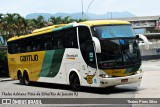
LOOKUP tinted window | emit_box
[7,27,78,54]
[78,26,96,68]
[65,27,78,48]
[93,25,135,38]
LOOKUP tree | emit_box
[63,16,71,23]
[0,13,26,38]
[55,16,63,24]
[0,13,88,39]
[49,16,56,24]
[0,50,9,77]
[48,16,88,25]
[25,19,37,33]
[36,15,48,28]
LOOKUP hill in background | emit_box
[26,12,145,34]
[26,11,136,20]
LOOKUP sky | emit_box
[0,0,160,17]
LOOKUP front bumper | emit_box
[99,72,143,87]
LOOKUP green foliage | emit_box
[0,49,9,77]
[0,13,88,39]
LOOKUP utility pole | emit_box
[81,0,84,19]
[107,12,112,19]
[87,0,95,18]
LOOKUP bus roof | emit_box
[7,20,130,42]
[80,20,130,26]
[7,24,68,42]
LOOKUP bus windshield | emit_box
[93,25,135,38]
[92,25,141,69]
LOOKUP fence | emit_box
[139,43,160,60]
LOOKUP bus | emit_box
[7,20,143,90]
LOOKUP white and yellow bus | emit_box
[7,20,143,90]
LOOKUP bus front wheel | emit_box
[69,73,81,90]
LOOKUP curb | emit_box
[0,78,12,82]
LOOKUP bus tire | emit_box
[17,71,24,85]
[23,71,30,86]
[69,72,81,91]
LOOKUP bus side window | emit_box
[58,40,64,48]
[65,27,78,48]
[42,33,53,50]
[17,40,25,53]
[24,38,33,52]
[52,32,58,49]
[15,43,19,53]
[78,26,96,68]
[27,46,32,52]
[52,38,58,49]
[79,26,92,48]
[8,41,16,54]
[38,42,45,51]
[17,47,20,53]
[45,43,52,50]
[57,32,64,49]
[32,36,42,51]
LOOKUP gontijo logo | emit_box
[20,54,38,62]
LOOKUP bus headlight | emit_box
[136,68,143,74]
[99,74,109,78]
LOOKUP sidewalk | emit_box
[142,59,160,62]
[0,77,12,82]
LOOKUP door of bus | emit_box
[78,26,98,87]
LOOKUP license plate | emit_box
[121,79,128,82]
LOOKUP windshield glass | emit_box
[93,25,135,38]
[92,25,141,69]
[96,39,141,69]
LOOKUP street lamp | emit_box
[87,0,95,18]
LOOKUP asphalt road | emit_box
[0,60,160,107]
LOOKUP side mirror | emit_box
[92,37,101,53]
[136,34,150,50]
